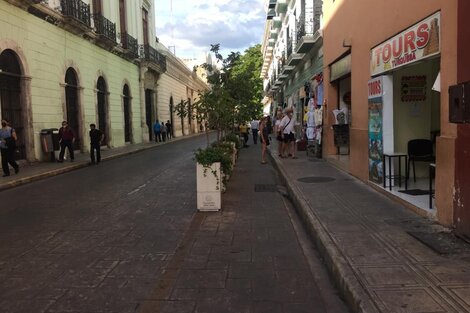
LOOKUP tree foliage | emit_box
[194,44,263,145]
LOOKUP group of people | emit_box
[153,120,172,143]
[237,106,298,165]
[274,107,297,159]
[0,119,105,177]
[56,121,104,165]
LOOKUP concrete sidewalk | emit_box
[268,144,470,313]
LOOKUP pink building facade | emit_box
[322,0,469,238]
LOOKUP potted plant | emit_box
[195,146,232,211]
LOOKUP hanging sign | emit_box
[370,12,440,76]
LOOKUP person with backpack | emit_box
[0,119,19,177]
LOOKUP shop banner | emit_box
[368,77,384,184]
[367,76,394,184]
[371,12,440,76]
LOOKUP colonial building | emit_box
[0,0,166,162]
[261,0,323,128]
[262,0,470,238]
[155,42,209,138]
[322,0,469,238]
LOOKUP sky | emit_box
[154,0,266,61]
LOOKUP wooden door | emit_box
[123,84,131,142]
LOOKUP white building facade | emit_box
[261,0,323,125]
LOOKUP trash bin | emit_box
[40,128,59,161]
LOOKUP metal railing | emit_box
[139,44,167,72]
[121,32,138,57]
[287,36,294,58]
[60,0,91,27]
[92,13,116,42]
[296,6,321,42]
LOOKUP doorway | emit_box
[145,89,153,141]
[65,68,81,150]
[0,49,25,160]
[169,96,174,138]
[123,84,131,143]
[97,77,108,146]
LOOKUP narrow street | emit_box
[0,135,349,313]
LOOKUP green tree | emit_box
[194,43,263,146]
[175,99,188,136]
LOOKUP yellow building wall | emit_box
[0,1,142,160]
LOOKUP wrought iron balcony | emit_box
[60,0,91,27]
[121,32,138,57]
[287,36,294,59]
[139,44,167,72]
[92,13,116,42]
[286,35,303,66]
[296,1,322,53]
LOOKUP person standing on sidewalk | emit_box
[259,116,270,164]
[250,118,260,144]
[161,122,167,142]
[89,123,103,165]
[0,119,19,177]
[153,120,161,142]
[280,107,297,159]
[58,121,75,162]
[166,120,172,140]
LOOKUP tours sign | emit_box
[370,12,440,76]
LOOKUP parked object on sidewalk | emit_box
[194,144,235,211]
[40,128,59,162]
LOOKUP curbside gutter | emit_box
[268,151,378,313]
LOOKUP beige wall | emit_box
[323,0,458,225]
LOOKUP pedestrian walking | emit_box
[161,122,167,142]
[58,120,75,162]
[0,119,19,177]
[259,116,270,164]
[166,120,172,140]
[250,118,260,144]
[89,123,103,165]
[239,123,249,147]
[153,120,161,142]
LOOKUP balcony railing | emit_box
[296,7,321,42]
[92,13,116,42]
[121,32,138,57]
[287,36,294,58]
[140,44,167,72]
[60,0,91,27]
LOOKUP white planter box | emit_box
[196,162,221,211]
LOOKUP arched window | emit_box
[65,68,80,150]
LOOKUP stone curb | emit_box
[268,151,378,313]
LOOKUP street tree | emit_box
[194,44,263,146]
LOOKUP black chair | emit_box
[407,139,435,182]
